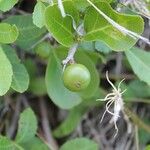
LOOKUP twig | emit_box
[0,97,11,133]
[135,125,139,150]
[39,99,58,150]
[124,106,150,133]
[36,132,52,148]
[123,111,132,134]
[85,115,101,144]
[21,95,30,108]
[62,43,78,71]
[76,122,83,137]
[124,131,134,150]
[125,98,150,104]
[100,73,135,80]
[12,8,29,15]
[115,52,123,77]
[30,33,52,50]
[7,97,22,139]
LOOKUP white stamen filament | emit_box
[98,71,126,137]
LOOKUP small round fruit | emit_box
[34,41,51,58]
[63,64,91,92]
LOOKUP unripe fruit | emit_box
[34,41,51,58]
[63,64,91,92]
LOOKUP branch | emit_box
[7,97,21,139]
[30,33,52,50]
[39,99,58,150]
[62,43,78,71]
[124,106,150,133]
[135,126,139,150]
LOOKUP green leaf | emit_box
[53,105,87,138]
[125,47,150,85]
[33,1,46,28]
[45,52,82,109]
[0,23,18,44]
[138,119,150,146]
[95,41,112,54]
[4,15,46,49]
[0,46,13,96]
[0,0,19,12]
[24,59,37,79]
[11,64,29,93]
[145,145,150,150]
[29,77,47,96]
[139,129,150,146]
[72,0,112,11]
[79,42,105,63]
[21,137,49,150]
[55,47,100,99]
[124,80,150,99]
[45,1,79,47]
[2,45,29,93]
[76,51,99,98]
[53,89,103,138]
[0,136,24,150]
[84,2,144,51]
[60,138,98,150]
[39,0,50,3]
[34,41,52,58]
[79,41,95,52]
[16,108,37,144]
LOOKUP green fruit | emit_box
[34,41,51,58]
[63,64,91,92]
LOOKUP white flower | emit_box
[97,71,126,137]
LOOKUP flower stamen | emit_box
[98,71,126,137]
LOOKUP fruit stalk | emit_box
[62,43,78,71]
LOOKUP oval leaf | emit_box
[125,47,150,85]
[53,89,102,138]
[0,46,13,96]
[53,105,87,138]
[146,145,150,150]
[33,1,46,28]
[4,15,46,49]
[45,52,82,109]
[95,41,112,54]
[21,137,49,150]
[60,138,98,150]
[0,23,18,44]
[72,0,112,11]
[29,77,47,96]
[45,1,79,47]
[2,45,29,93]
[11,64,29,93]
[0,0,19,12]
[124,80,150,99]
[16,108,37,144]
[0,136,23,150]
[84,2,144,51]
